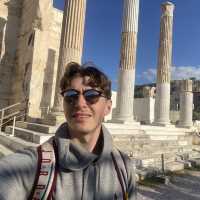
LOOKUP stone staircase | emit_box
[111,124,198,179]
[0,121,54,153]
[0,120,199,180]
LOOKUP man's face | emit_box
[63,76,112,136]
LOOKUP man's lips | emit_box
[72,112,92,119]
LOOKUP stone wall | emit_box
[134,97,155,123]
[0,0,21,108]
[11,0,37,105]
[25,4,63,118]
[39,8,62,117]
[0,0,63,118]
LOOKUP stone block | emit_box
[5,126,53,144]
[16,121,57,134]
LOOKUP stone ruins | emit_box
[112,0,139,123]
[0,0,200,179]
[154,2,174,126]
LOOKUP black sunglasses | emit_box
[61,89,107,105]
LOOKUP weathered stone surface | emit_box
[0,120,198,174]
[0,0,63,118]
[179,80,193,128]
[52,0,87,112]
[113,0,139,123]
[134,97,155,124]
[154,2,175,126]
[0,0,22,108]
[157,2,174,84]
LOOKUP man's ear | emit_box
[104,100,112,116]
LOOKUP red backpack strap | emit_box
[29,139,57,200]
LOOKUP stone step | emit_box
[140,152,178,165]
[32,113,65,126]
[189,150,200,160]
[142,142,190,149]
[5,126,54,144]
[0,133,38,152]
[15,121,57,134]
[165,161,185,172]
[192,145,200,151]
[112,133,150,143]
[142,145,193,154]
[113,134,191,148]
[141,124,192,133]
[104,122,143,135]
[115,141,193,157]
[141,125,194,141]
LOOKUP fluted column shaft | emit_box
[52,0,87,112]
[179,80,193,128]
[113,0,139,123]
[154,2,174,125]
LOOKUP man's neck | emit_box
[68,126,102,153]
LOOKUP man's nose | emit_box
[75,94,87,108]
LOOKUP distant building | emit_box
[135,79,200,120]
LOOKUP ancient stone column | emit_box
[179,80,193,128]
[52,0,87,112]
[143,86,151,98]
[112,0,139,123]
[154,2,175,126]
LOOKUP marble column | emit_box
[52,0,87,112]
[143,86,151,98]
[154,2,175,126]
[179,80,193,128]
[112,0,139,123]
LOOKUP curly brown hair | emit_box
[60,62,111,99]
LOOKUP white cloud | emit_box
[138,65,200,82]
[138,68,157,82]
[171,66,200,80]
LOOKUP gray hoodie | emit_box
[0,124,137,200]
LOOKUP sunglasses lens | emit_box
[84,90,102,104]
[63,90,79,104]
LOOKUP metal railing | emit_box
[0,101,29,133]
[0,112,27,136]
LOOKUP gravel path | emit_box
[137,170,200,200]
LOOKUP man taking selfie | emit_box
[0,62,137,200]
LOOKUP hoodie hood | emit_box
[55,123,113,171]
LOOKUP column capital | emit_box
[143,86,156,98]
[181,79,193,92]
[161,2,175,17]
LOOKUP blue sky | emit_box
[54,0,200,89]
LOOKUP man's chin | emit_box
[70,123,94,134]
[74,126,93,135]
